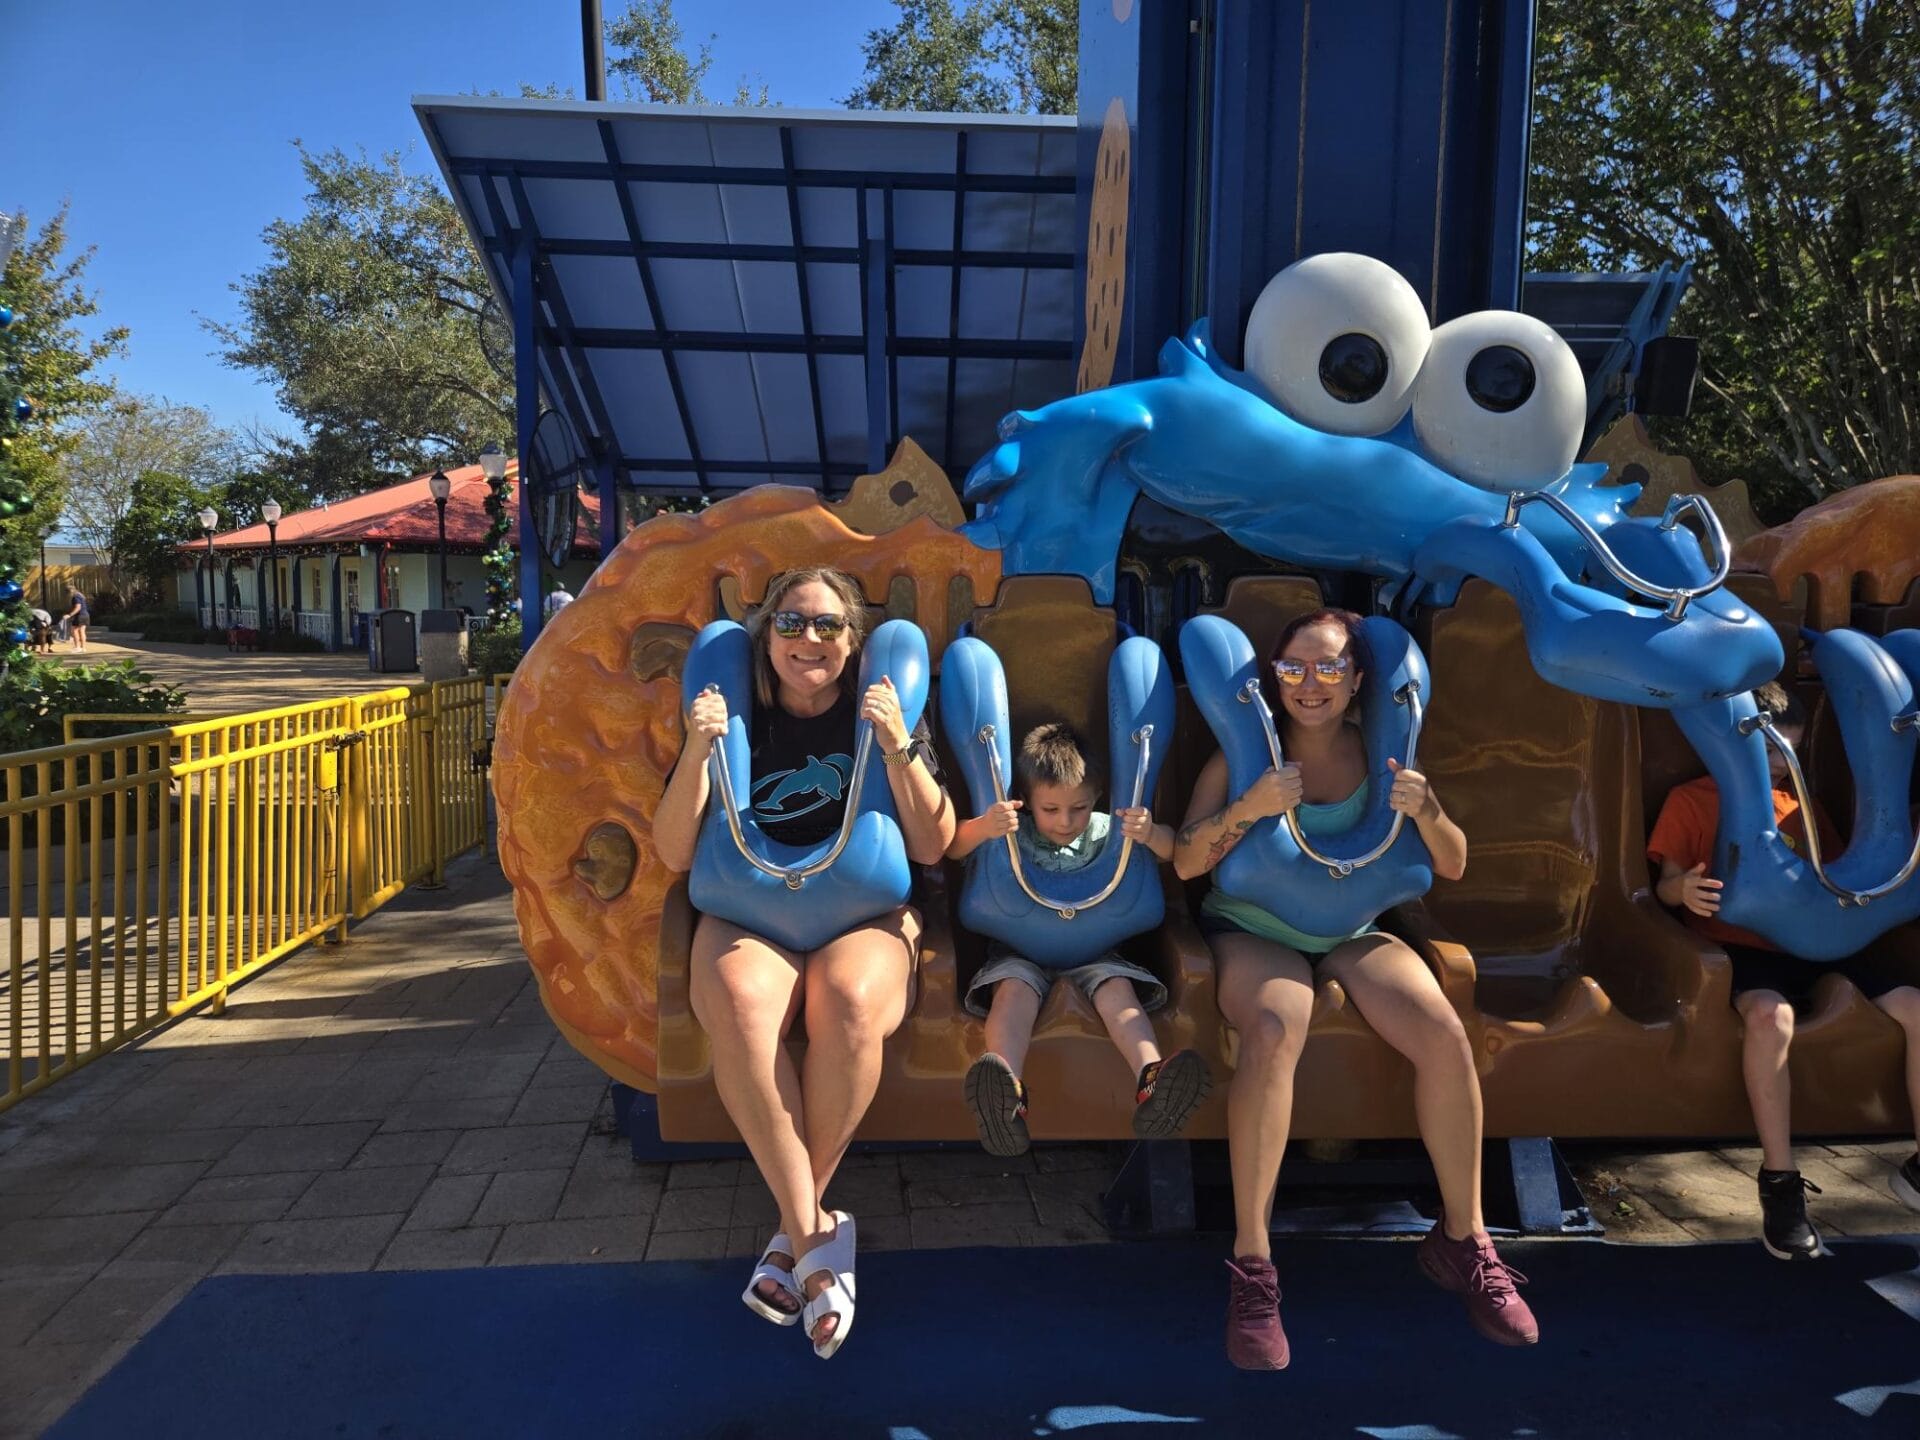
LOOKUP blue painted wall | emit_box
[1083,0,1537,379]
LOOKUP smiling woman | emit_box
[648,563,955,1362]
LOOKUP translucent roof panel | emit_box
[415,97,1078,498]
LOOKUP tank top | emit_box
[1199,780,1381,954]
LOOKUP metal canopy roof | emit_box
[1521,263,1694,450]
[414,97,1078,499]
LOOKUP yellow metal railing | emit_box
[62,714,233,746]
[2,678,491,1112]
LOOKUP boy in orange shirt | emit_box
[1648,682,1920,1259]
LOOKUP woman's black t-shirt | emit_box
[747,689,938,848]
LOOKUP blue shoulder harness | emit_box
[940,635,1177,968]
[1672,626,1920,960]
[683,618,930,953]
[1179,614,1434,937]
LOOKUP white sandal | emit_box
[741,1232,804,1326]
[793,1211,857,1359]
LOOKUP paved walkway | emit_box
[44,632,391,715]
[1,857,1915,1435]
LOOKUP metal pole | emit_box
[39,533,49,609]
[204,534,215,629]
[268,521,281,633]
[581,0,606,101]
[436,498,449,607]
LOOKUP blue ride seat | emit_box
[940,634,1177,967]
[1673,625,1920,958]
[681,617,930,953]
[1179,613,1434,938]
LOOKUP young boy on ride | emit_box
[948,722,1210,1156]
[1649,681,1920,1258]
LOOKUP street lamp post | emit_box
[478,443,510,624]
[39,524,53,609]
[262,499,283,634]
[428,469,451,607]
[197,506,219,632]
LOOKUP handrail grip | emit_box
[979,720,1153,919]
[1739,710,1920,906]
[1237,676,1426,879]
[1499,488,1730,621]
[702,683,876,891]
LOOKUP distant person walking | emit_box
[544,583,574,619]
[65,588,90,654]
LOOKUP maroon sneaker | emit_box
[1417,1224,1538,1346]
[1224,1256,1290,1370]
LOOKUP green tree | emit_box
[109,469,217,608]
[606,0,773,105]
[844,0,1077,114]
[1529,0,1920,518]
[0,205,129,674]
[63,394,238,592]
[208,145,510,479]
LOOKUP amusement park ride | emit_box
[414,1,1920,1209]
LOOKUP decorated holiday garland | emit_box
[0,215,38,681]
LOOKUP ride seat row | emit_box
[653,570,1919,1142]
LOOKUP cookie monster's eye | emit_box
[1244,253,1431,436]
[1410,311,1585,491]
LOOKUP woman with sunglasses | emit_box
[1173,607,1535,1369]
[653,567,953,1359]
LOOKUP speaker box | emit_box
[1634,335,1701,417]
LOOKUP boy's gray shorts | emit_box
[962,951,1168,1018]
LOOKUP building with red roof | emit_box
[175,460,603,651]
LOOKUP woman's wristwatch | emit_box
[880,741,915,766]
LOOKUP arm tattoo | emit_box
[1204,818,1253,869]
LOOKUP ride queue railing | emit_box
[0,677,490,1113]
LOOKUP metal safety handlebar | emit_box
[1500,489,1731,622]
[1236,676,1426,879]
[700,683,876,890]
[978,720,1153,920]
[1737,710,1920,907]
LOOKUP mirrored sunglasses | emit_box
[1273,656,1352,687]
[771,610,849,640]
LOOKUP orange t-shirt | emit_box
[1646,775,1840,951]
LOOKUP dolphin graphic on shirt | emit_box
[752,753,854,824]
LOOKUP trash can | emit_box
[370,609,418,673]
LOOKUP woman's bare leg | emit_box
[1213,934,1315,1261]
[796,906,918,1345]
[1323,935,1484,1236]
[688,915,810,1315]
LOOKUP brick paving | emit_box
[1,854,1915,1436]
[45,632,394,714]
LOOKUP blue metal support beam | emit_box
[477,234,1073,270]
[513,239,544,649]
[598,120,706,490]
[446,155,1072,195]
[595,452,620,558]
[859,189,892,476]
[779,126,832,485]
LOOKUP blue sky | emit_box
[2,0,900,438]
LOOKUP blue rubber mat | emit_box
[50,1236,1920,1438]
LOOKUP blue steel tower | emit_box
[1075,0,1534,386]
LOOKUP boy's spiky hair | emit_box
[1754,680,1806,728]
[1014,722,1101,797]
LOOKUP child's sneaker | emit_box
[963,1053,1030,1157]
[1133,1050,1212,1139]
[1757,1168,1824,1260]
[1224,1256,1290,1370]
[1417,1224,1539,1346]
[1888,1153,1920,1214]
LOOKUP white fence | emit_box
[296,612,338,647]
